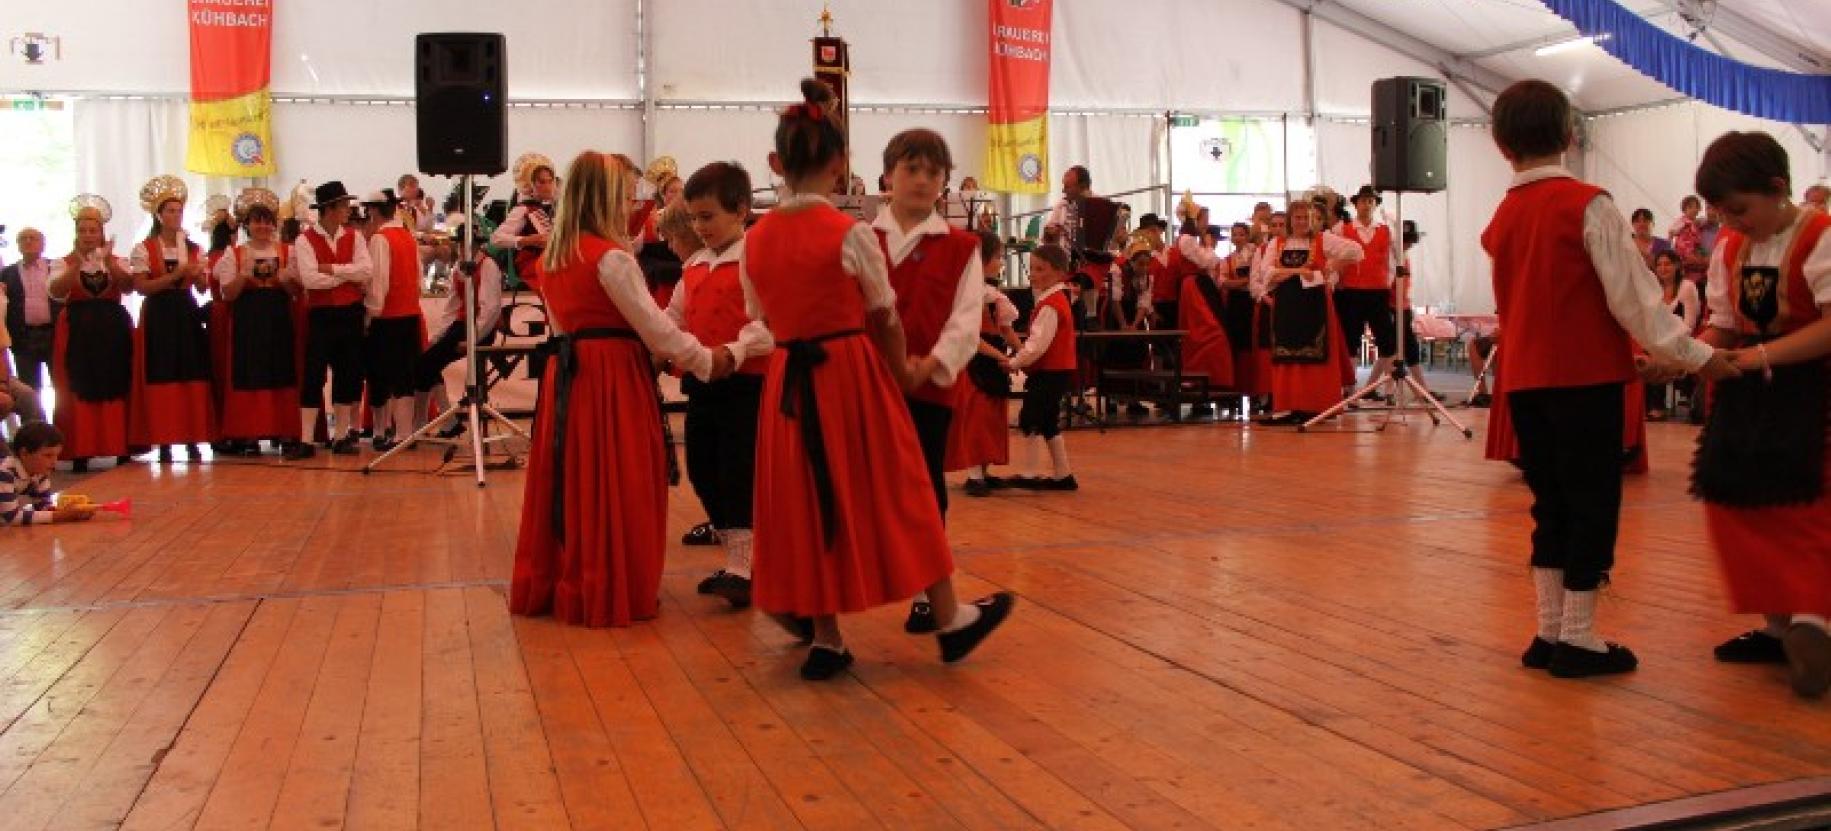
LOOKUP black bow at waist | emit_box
[779,329,867,549]
[544,327,641,537]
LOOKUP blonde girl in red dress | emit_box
[743,79,1014,680]
[510,151,733,628]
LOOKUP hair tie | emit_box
[787,102,824,121]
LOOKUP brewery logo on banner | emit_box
[985,0,1052,194]
[186,0,276,176]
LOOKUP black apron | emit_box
[231,260,298,390]
[62,271,134,403]
[1269,246,1329,364]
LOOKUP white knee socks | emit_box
[1046,435,1072,479]
[723,529,753,580]
[1533,568,1564,642]
[1559,589,1606,653]
[1025,436,1046,477]
[389,397,417,437]
[967,464,987,482]
[332,403,356,439]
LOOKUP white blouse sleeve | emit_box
[491,206,529,249]
[1677,279,1701,333]
[1250,241,1277,300]
[992,291,1020,328]
[927,253,985,386]
[840,222,896,311]
[1584,194,1711,370]
[1320,231,1365,265]
[1011,302,1058,370]
[212,248,239,288]
[1177,234,1221,269]
[1705,245,1735,331]
[365,233,391,317]
[1806,229,1831,307]
[593,249,715,380]
[129,241,152,275]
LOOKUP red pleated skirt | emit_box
[511,338,668,628]
[130,335,216,447]
[1485,381,1648,474]
[753,334,954,616]
[944,378,1010,471]
[51,309,134,460]
[1268,295,1351,414]
[1706,432,1831,616]
[1178,281,1235,389]
[1245,305,1273,397]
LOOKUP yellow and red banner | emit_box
[984,0,1052,194]
[186,0,275,176]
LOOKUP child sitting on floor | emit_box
[2,423,94,526]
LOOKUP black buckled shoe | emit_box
[1039,475,1079,492]
[1714,630,1788,664]
[1783,623,1831,699]
[962,478,991,498]
[696,569,729,594]
[681,522,718,546]
[330,435,360,455]
[982,475,1011,490]
[709,573,752,610]
[281,441,316,462]
[938,592,1016,664]
[800,645,855,681]
[1548,642,1638,679]
[1521,637,1558,670]
[904,601,939,634]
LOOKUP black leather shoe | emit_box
[1039,475,1079,492]
[1548,642,1638,678]
[1714,630,1788,664]
[281,442,316,462]
[1468,393,1493,408]
[1784,623,1831,699]
[696,569,728,594]
[157,446,173,463]
[904,601,938,634]
[982,475,1011,490]
[681,522,718,546]
[1521,637,1558,670]
[709,573,752,609]
[938,592,1016,663]
[372,436,401,453]
[800,645,854,681]
[962,478,991,498]
[330,435,360,455]
[72,459,89,474]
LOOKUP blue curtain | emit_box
[1539,0,1831,123]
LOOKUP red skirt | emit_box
[130,334,216,446]
[1486,381,1648,474]
[1178,280,1235,389]
[510,338,668,628]
[52,306,134,460]
[1706,436,1831,616]
[753,334,955,616]
[944,377,1009,471]
[208,300,234,414]
[1269,294,1351,414]
[1245,305,1274,397]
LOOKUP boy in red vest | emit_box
[669,162,775,610]
[1338,185,1401,395]
[363,190,426,451]
[872,129,986,634]
[1483,80,1738,678]
[289,181,373,460]
[1009,244,1078,492]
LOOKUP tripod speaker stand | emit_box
[1299,192,1473,438]
[364,175,529,485]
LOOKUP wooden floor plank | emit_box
[514,615,649,830]
[343,590,425,830]
[266,592,383,831]
[416,588,494,831]
[463,585,572,829]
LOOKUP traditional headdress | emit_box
[1124,230,1155,260]
[1175,191,1201,223]
[644,156,679,189]
[512,152,555,196]
[234,187,281,220]
[279,180,313,222]
[70,194,113,225]
[201,193,233,232]
[139,175,189,214]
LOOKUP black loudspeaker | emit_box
[1371,76,1447,193]
[415,33,507,176]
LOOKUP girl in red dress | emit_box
[48,197,136,471]
[212,189,303,452]
[1220,223,1259,404]
[946,231,1021,496]
[128,176,217,461]
[510,152,731,628]
[745,79,1014,680]
[1251,201,1363,424]
[1691,132,1831,698]
[1178,236,1237,392]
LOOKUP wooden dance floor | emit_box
[2,412,1828,829]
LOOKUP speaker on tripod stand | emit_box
[1299,76,1472,438]
[367,33,529,483]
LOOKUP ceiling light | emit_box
[1535,33,1611,56]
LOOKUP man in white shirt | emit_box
[1,227,57,395]
[289,181,374,460]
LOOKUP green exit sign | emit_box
[1169,114,1200,128]
[6,98,64,111]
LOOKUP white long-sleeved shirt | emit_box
[1249,232,1365,300]
[46,251,120,301]
[292,224,372,292]
[1011,283,1068,370]
[664,238,775,366]
[491,203,553,250]
[1506,167,1712,370]
[569,248,716,381]
[740,193,898,326]
[430,254,504,340]
[211,242,298,295]
[984,284,1019,330]
[1704,210,1831,331]
[365,220,422,318]
[1107,263,1153,314]
[1176,233,1222,272]
[870,210,984,387]
[128,238,195,280]
[1341,215,1406,275]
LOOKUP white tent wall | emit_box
[1587,102,1831,229]
[1311,20,1489,120]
